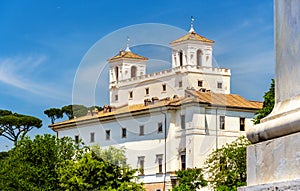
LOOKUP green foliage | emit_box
[0,151,8,160]
[91,145,127,167]
[44,108,63,124]
[0,135,143,191]
[58,150,144,191]
[61,104,88,119]
[0,134,79,191]
[88,105,103,113]
[172,167,207,191]
[253,79,275,124]
[44,105,103,123]
[0,110,42,145]
[205,136,250,191]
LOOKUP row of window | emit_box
[114,81,223,101]
[138,154,186,176]
[106,123,163,140]
[74,117,245,143]
[219,116,245,131]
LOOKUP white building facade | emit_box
[51,24,261,191]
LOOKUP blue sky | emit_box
[0,0,274,150]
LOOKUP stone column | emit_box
[239,0,300,190]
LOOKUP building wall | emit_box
[57,104,255,189]
[110,65,231,107]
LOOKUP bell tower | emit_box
[108,37,148,84]
[170,17,214,68]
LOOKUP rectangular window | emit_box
[179,81,182,88]
[90,132,95,143]
[129,91,133,99]
[181,154,186,170]
[158,122,163,133]
[158,157,163,173]
[181,115,186,129]
[145,88,149,95]
[139,125,144,136]
[122,128,127,138]
[240,117,245,131]
[220,116,225,130]
[75,135,79,144]
[105,130,110,140]
[217,82,223,89]
[115,94,118,101]
[162,84,166,91]
[138,156,145,175]
[198,80,203,87]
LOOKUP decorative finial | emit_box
[189,16,195,33]
[125,36,131,52]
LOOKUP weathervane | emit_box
[189,16,195,33]
[125,36,131,52]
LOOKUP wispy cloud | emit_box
[0,55,70,101]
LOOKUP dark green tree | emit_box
[0,110,42,145]
[91,145,127,167]
[44,108,63,124]
[0,135,143,191]
[0,134,80,190]
[253,79,275,124]
[205,136,250,191]
[58,150,144,191]
[61,104,88,119]
[172,167,207,191]
[88,105,103,114]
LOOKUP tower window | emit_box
[131,66,137,78]
[198,80,203,87]
[179,81,182,87]
[90,132,95,143]
[145,88,149,95]
[115,66,119,81]
[158,122,163,133]
[179,51,183,66]
[105,130,110,140]
[181,115,186,129]
[220,116,225,130]
[129,91,133,99]
[115,94,118,101]
[197,49,203,66]
[217,82,223,89]
[162,84,166,92]
[122,128,127,138]
[139,125,144,136]
[181,154,186,170]
[240,117,245,131]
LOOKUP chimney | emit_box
[87,110,92,116]
[92,108,98,116]
[144,99,152,106]
[152,97,159,104]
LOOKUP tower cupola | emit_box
[170,17,214,68]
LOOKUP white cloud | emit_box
[0,55,70,101]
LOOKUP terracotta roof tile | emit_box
[108,50,148,61]
[170,31,214,44]
[190,91,262,109]
[50,92,262,129]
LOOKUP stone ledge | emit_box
[238,179,300,191]
[246,132,300,186]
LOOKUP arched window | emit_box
[115,66,119,81]
[179,51,183,66]
[131,66,137,78]
[197,49,203,66]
